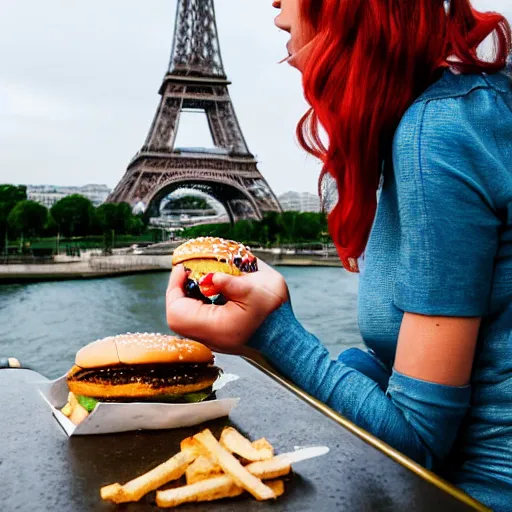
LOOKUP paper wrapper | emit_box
[37,373,239,436]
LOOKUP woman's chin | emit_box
[285,38,317,72]
[287,54,308,73]
[280,52,303,72]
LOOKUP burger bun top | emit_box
[172,237,254,265]
[75,333,214,368]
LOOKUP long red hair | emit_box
[296,0,511,271]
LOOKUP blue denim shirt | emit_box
[359,68,512,507]
[250,68,512,511]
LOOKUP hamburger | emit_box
[172,237,258,304]
[61,333,221,424]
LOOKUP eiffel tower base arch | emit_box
[108,154,280,224]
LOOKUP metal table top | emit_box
[0,355,485,512]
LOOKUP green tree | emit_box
[127,215,145,235]
[181,211,328,246]
[44,212,58,237]
[115,202,134,233]
[231,219,254,243]
[261,212,281,245]
[0,185,27,246]
[96,202,140,234]
[95,203,118,233]
[51,195,95,237]
[7,200,48,238]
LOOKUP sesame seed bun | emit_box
[75,333,214,369]
[172,237,255,267]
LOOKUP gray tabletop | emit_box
[0,355,482,512]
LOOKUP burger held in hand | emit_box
[172,237,258,304]
[62,333,221,425]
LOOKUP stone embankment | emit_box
[140,243,343,268]
[251,249,342,268]
[0,245,342,283]
[0,254,171,283]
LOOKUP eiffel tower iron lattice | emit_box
[107,0,282,222]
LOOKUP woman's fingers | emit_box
[167,263,187,292]
[166,296,209,338]
[211,272,252,302]
[249,262,289,304]
[166,264,187,303]
[166,296,244,346]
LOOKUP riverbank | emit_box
[251,249,342,268]
[0,246,342,283]
[140,243,343,267]
[0,255,171,283]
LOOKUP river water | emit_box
[0,267,363,379]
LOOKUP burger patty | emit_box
[70,364,221,388]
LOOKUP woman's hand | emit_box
[166,259,289,353]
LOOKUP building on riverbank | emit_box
[27,184,111,208]
[278,191,321,213]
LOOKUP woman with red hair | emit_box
[167,1,512,508]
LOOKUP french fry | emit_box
[252,438,274,458]
[100,483,124,503]
[61,403,72,417]
[181,436,208,458]
[246,456,292,480]
[220,427,273,462]
[266,479,285,497]
[61,392,78,418]
[156,476,287,508]
[186,455,223,485]
[69,402,89,425]
[156,475,243,508]
[100,450,194,504]
[194,429,276,501]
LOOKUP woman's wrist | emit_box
[248,299,296,353]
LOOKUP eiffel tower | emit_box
[107,0,282,222]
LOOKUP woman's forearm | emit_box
[249,302,470,469]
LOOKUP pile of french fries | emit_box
[100,427,292,508]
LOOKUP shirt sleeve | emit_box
[392,93,503,317]
[248,302,470,469]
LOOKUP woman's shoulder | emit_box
[392,68,511,184]
[414,67,511,105]
[396,69,511,138]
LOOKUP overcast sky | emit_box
[0,1,510,196]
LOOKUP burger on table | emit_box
[62,333,221,425]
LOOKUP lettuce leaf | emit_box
[76,390,211,410]
[147,391,212,403]
[182,391,211,403]
[77,395,98,413]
